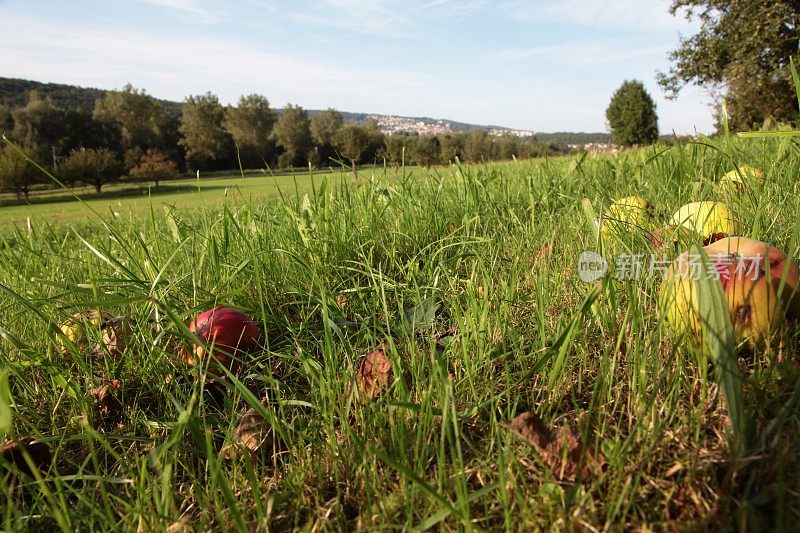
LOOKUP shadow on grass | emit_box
[0,183,231,209]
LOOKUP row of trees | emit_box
[0,87,561,199]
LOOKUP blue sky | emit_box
[0,0,714,134]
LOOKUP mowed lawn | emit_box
[0,166,401,230]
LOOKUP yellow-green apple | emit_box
[661,237,800,349]
[670,201,742,244]
[600,196,654,242]
[57,309,112,354]
[719,165,764,198]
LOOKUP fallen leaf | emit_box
[335,294,349,308]
[234,407,272,453]
[703,232,729,246]
[502,411,603,482]
[354,345,393,401]
[90,379,123,420]
[0,437,51,476]
[534,242,553,260]
[92,316,133,358]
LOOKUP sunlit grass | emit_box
[1,138,800,530]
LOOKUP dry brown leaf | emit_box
[354,345,392,401]
[534,242,553,260]
[335,294,349,308]
[90,379,122,419]
[234,407,273,454]
[502,411,603,482]
[92,316,133,358]
[0,437,51,476]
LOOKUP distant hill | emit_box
[0,77,611,143]
[0,77,183,119]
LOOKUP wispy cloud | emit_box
[489,43,669,67]
[286,0,410,36]
[283,0,488,37]
[414,0,456,9]
[135,0,222,23]
[497,0,698,33]
[0,13,425,107]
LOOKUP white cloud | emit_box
[489,43,670,67]
[0,13,425,108]
[499,0,698,33]
[135,0,221,22]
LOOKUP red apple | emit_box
[184,307,261,366]
[661,237,800,349]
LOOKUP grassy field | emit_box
[0,166,400,230]
[1,136,800,530]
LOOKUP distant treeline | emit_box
[0,78,572,199]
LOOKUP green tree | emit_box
[0,105,12,133]
[497,134,521,161]
[11,91,66,166]
[60,148,124,193]
[129,148,178,187]
[0,144,43,200]
[463,130,495,163]
[179,93,232,170]
[93,84,167,169]
[412,135,440,168]
[223,94,276,169]
[333,123,371,171]
[658,0,799,131]
[439,133,463,164]
[605,80,659,146]
[272,104,311,168]
[361,118,385,164]
[310,109,344,167]
[383,133,414,165]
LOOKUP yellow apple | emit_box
[670,201,742,244]
[719,165,764,197]
[57,309,110,354]
[661,237,800,350]
[600,196,654,242]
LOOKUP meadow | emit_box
[1,135,799,530]
[0,167,381,230]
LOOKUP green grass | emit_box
[1,137,800,530]
[0,166,404,230]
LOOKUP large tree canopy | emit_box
[658,0,800,131]
[93,84,167,167]
[179,93,232,170]
[272,104,311,168]
[223,94,275,168]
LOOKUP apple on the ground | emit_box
[661,237,800,350]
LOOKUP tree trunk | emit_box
[96,182,102,194]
